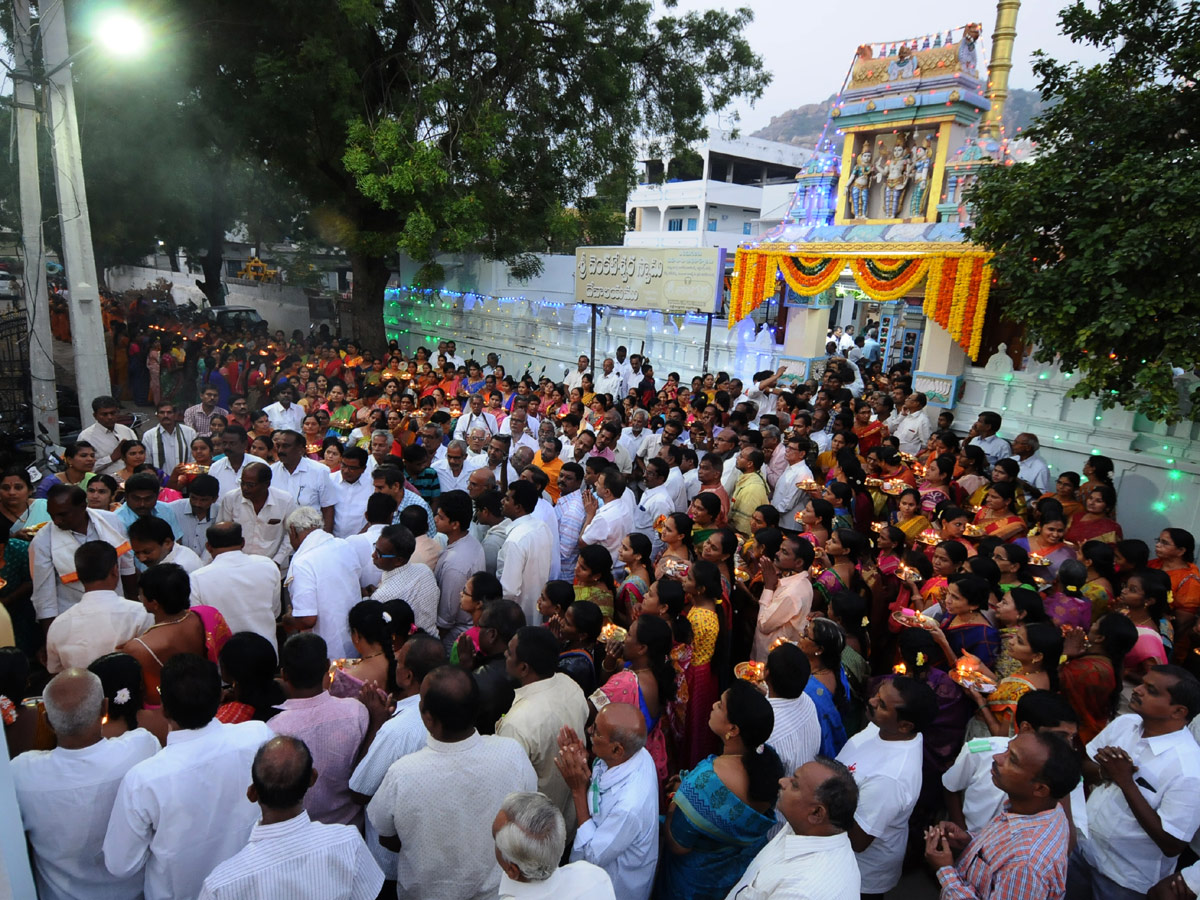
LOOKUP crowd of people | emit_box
[4,298,1200,900]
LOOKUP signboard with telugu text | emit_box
[574,247,724,313]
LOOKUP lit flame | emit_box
[893,662,907,674]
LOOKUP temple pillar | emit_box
[918,321,967,376]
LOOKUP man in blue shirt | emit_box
[115,472,182,540]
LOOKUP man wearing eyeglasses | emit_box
[331,447,372,539]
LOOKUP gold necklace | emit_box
[358,650,385,661]
[145,612,191,632]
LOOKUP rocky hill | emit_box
[753,87,1047,149]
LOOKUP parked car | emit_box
[204,305,265,331]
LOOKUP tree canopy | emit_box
[967,0,1200,423]
[16,0,768,339]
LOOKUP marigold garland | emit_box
[778,255,842,296]
[849,257,931,300]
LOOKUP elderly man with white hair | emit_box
[283,506,362,659]
[13,668,160,900]
[454,393,499,441]
[433,439,480,492]
[493,792,615,900]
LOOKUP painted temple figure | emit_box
[909,137,933,217]
[848,144,874,219]
[876,138,911,219]
[887,44,917,80]
[959,23,982,73]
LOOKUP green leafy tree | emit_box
[966,0,1200,422]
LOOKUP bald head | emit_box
[595,702,647,764]
[251,735,315,811]
[43,669,104,740]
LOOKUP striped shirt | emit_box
[556,489,586,575]
[936,804,1069,900]
[197,811,382,900]
[767,693,822,776]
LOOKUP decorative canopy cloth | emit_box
[728,242,993,360]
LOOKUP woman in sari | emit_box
[1060,612,1139,744]
[637,577,693,763]
[680,561,728,767]
[1039,471,1084,522]
[966,622,1060,739]
[829,591,871,736]
[992,543,1040,594]
[1150,528,1200,657]
[956,445,991,507]
[1042,559,1094,631]
[1012,509,1075,582]
[323,382,358,437]
[660,680,783,900]
[1116,569,1170,682]
[687,493,721,548]
[798,616,852,756]
[700,529,740,618]
[120,564,232,705]
[0,467,50,653]
[890,488,932,543]
[215,633,286,724]
[557,600,603,696]
[615,533,654,628]
[1080,540,1118,620]
[928,574,1000,671]
[599,614,674,788]
[851,399,886,452]
[655,512,695,579]
[437,362,460,399]
[1079,454,1116,499]
[797,498,833,550]
[813,529,868,610]
[1064,485,1123,545]
[574,544,617,620]
[973,483,1026,541]
[301,415,325,459]
[991,587,1047,679]
[327,600,397,699]
[918,454,956,517]
[919,541,968,613]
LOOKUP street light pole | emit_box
[11,0,60,448]
[39,0,112,428]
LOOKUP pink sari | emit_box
[601,668,669,788]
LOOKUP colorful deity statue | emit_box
[848,144,874,218]
[959,23,982,73]
[875,138,911,218]
[908,137,933,217]
[887,44,918,80]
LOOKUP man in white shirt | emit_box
[104,653,275,900]
[724,758,862,900]
[892,392,933,456]
[942,690,1087,836]
[167,474,221,560]
[454,393,499,441]
[433,439,480,493]
[1068,665,1200,897]
[763,642,822,776]
[835,676,936,898]
[263,384,305,432]
[476,489,512,576]
[271,430,336,532]
[208,425,266,498]
[45,541,153,673]
[14,669,160,900]
[1008,432,1052,496]
[619,409,652,464]
[556,463,587,577]
[190,522,283,650]
[198,735,383,900]
[444,340,466,368]
[283,506,362,659]
[497,481,553,623]
[370,523,441,633]
[494,792,616,900]
[127,515,203,576]
[331,446,372,538]
[612,345,632,389]
[366,666,537,900]
[754,537,814,662]
[633,458,675,560]
[499,627,590,834]
[32,485,137,623]
[579,468,634,572]
[348,634,445,878]
[590,421,632,475]
[564,355,589,392]
[214,462,297,568]
[965,410,1012,465]
[142,400,196,472]
[502,409,540,456]
[771,435,817,527]
[594,358,623,399]
[77,395,136,476]
[520,466,561,581]
[556,703,658,899]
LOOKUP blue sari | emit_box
[660,756,776,900]
[805,668,851,757]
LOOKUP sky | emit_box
[667,0,1112,133]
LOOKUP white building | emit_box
[624,133,810,252]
